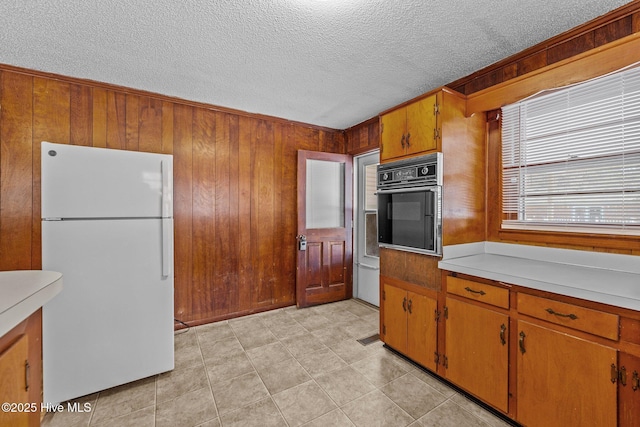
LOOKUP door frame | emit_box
[353,150,380,306]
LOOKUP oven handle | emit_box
[375,186,440,195]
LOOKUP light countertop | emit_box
[0,270,63,337]
[438,242,640,312]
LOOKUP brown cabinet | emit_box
[0,334,30,427]
[618,352,640,427]
[443,277,509,412]
[0,310,41,427]
[516,320,617,427]
[381,279,437,371]
[380,94,437,161]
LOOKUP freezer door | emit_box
[42,219,174,405]
[41,142,173,219]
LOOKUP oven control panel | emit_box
[377,152,442,189]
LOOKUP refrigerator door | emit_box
[42,219,174,405]
[41,142,173,219]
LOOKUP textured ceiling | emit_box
[0,0,632,129]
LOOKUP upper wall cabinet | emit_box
[380,93,438,161]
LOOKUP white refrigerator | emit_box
[41,141,174,405]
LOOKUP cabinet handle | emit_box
[400,134,406,148]
[632,370,639,391]
[25,360,30,391]
[519,331,526,354]
[611,364,619,384]
[405,133,411,147]
[545,308,578,320]
[500,324,507,346]
[402,297,407,312]
[407,299,412,314]
[620,366,627,386]
[464,286,486,296]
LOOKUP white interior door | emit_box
[354,151,380,306]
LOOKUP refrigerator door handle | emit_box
[161,159,173,218]
[161,218,172,278]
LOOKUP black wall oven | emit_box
[377,153,442,256]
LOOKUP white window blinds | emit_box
[501,65,640,234]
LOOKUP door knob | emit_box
[297,234,307,251]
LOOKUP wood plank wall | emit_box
[0,67,344,326]
[344,117,379,156]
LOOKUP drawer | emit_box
[517,293,619,340]
[447,277,509,309]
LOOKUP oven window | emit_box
[390,201,422,221]
[378,190,435,251]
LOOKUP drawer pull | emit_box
[407,299,413,314]
[519,331,526,354]
[499,324,507,346]
[402,297,407,312]
[545,308,578,320]
[464,286,486,296]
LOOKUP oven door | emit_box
[377,186,441,256]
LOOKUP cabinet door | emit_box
[517,320,617,427]
[406,94,437,154]
[382,283,407,353]
[618,352,640,427]
[445,297,509,412]
[0,335,29,427]
[407,291,437,371]
[380,107,407,161]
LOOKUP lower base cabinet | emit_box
[444,296,509,413]
[516,320,617,427]
[619,352,640,427]
[382,271,640,427]
[382,279,437,371]
[0,335,30,427]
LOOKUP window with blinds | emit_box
[501,65,640,235]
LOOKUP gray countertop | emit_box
[438,242,640,312]
[0,270,63,337]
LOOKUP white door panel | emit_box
[42,219,174,404]
[41,142,173,219]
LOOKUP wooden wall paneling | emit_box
[172,103,194,323]
[0,72,33,270]
[227,114,241,313]
[70,84,92,146]
[281,124,297,303]
[252,118,276,308]
[125,94,139,151]
[192,108,216,319]
[486,111,501,242]
[106,91,126,150]
[238,115,253,312]
[546,32,595,65]
[272,121,287,305]
[214,112,232,317]
[0,64,349,326]
[345,117,379,155]
[138,96,163,153]
[33,77,70,270]
[161,101,174,155]
[594,15,633,47]
[92,88,107,148]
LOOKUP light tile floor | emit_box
[43,299,514,427]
